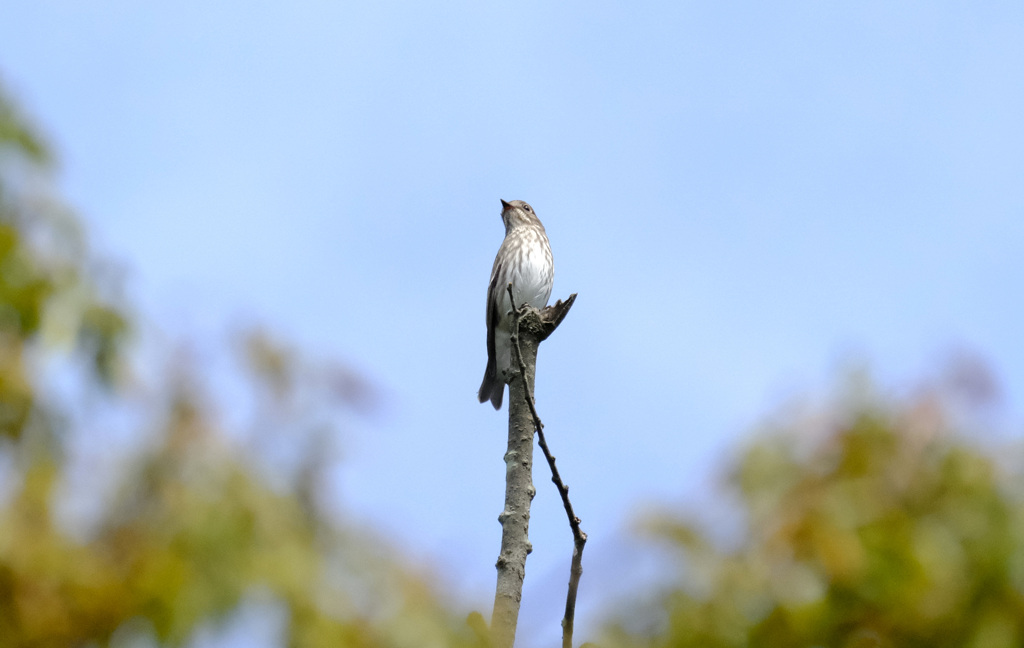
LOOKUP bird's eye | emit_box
[523,204,533,213]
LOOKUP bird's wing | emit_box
[485,258,503,372]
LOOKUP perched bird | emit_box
[478,199,554,410]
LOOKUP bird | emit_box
[478,199,554,410]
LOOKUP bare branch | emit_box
[491,330,536,648]
[491,289,548,647]
[505,285,586,648]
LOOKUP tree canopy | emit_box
[603,379,1024,648]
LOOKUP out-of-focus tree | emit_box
[0,78,484,647]
[0,81,127,440]
[604,374,1024,648]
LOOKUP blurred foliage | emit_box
[604,380,1024,648]
[0,79,127,440]
[0,79,483,646]
[0,378,481,647]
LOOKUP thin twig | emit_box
[506,284,587,648]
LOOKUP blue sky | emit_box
[3,1,1024,643]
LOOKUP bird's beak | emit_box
[500,199,512,211]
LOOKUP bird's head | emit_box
[500,199,543,232]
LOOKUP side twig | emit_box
[507,285,587,648]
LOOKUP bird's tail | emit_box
[478,363,504,410]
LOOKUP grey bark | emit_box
[490,307,541,648]
[490,295,577,648]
